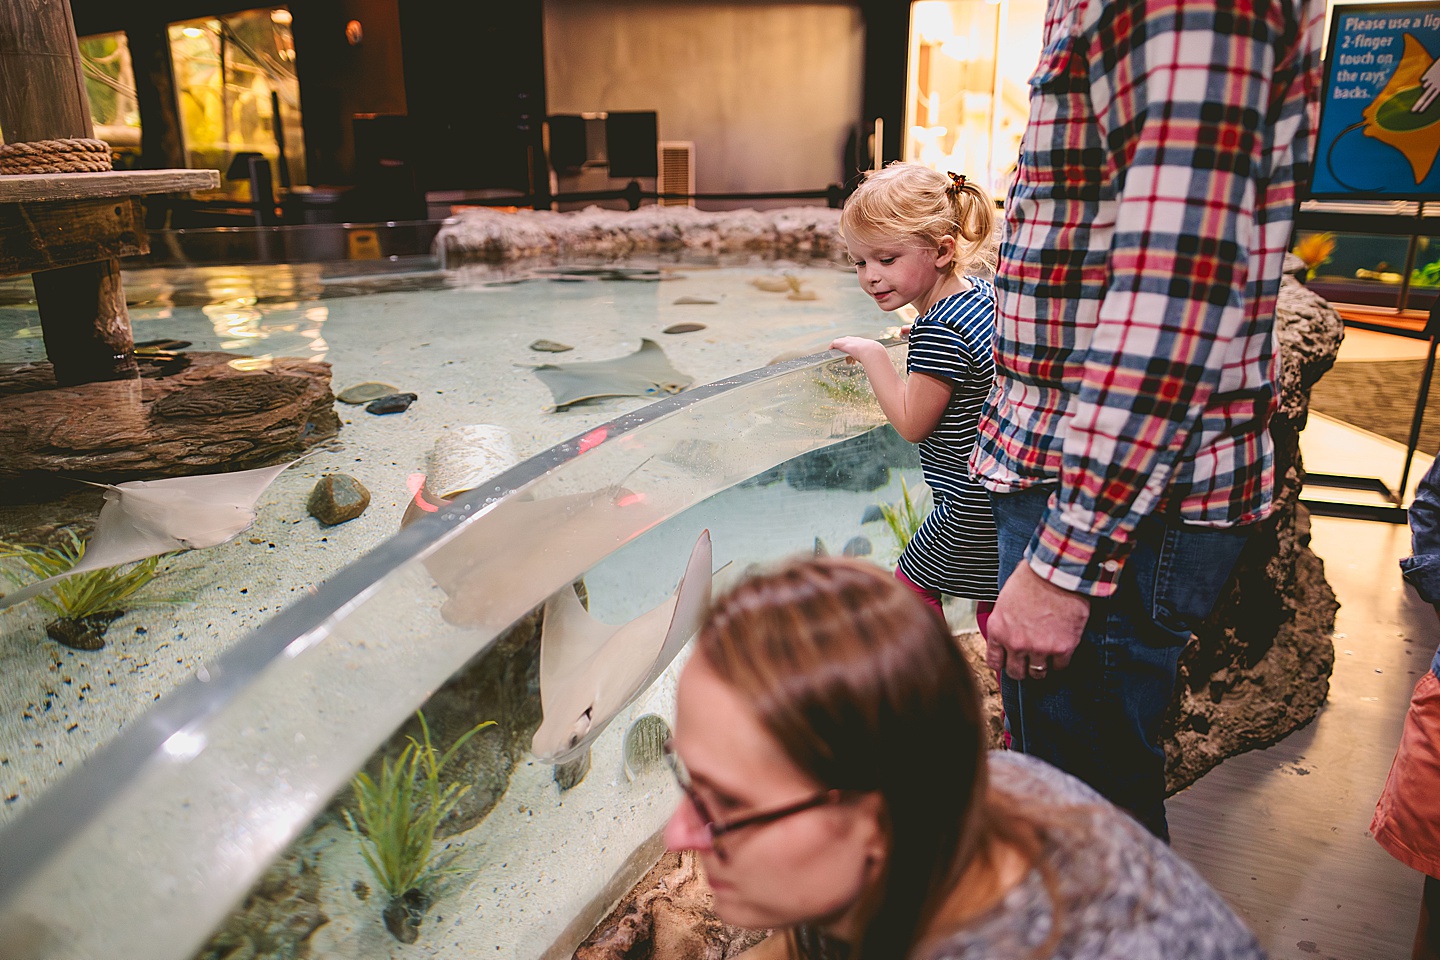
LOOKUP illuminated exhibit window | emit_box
[78,32,141,162]
[168,7,306,198]
[904,0,1044,195]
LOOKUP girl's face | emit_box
[846,233,956,314]
[663,655,888,934]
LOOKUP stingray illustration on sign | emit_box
[0,458,303,610]
[529,339,693,410]
[1363,33,1440,182]
[531,528,712,765]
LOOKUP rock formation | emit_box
[436,205,846,263]
[0,350,339,482]
[1163,255,1344,790]
[574,852,768,960]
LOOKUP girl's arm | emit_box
[830,337,952,443]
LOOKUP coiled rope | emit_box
[0,138,112,175]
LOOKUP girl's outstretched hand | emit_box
[830,336,886,365]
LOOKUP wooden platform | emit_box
[1333,302,1430,338]
[0,168,218,203]
[0,169,220,279]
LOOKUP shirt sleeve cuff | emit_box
[1025,506,1130,598]
[1401,554,1440,607]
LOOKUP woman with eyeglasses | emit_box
[662,557,1264,959]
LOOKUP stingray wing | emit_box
[133,459,300,548]
[0,458,302,610]
[0,486,185,610]
[530,529,714,762]
[532,582,627,761]
[625,339,694,392]
[538,583,621,710]
[432,485,662,630]
[638,529,713,693]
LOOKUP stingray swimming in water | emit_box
[531,528,712,765]
[529,339,693,411]
[0,458,304,610]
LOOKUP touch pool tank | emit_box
[0,343,973,960]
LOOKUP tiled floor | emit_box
[1169,412,1435,959]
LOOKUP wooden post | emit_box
[0,0,137,385]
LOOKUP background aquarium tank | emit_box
[0,336,974,960]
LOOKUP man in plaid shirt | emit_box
[971,0,1323,840]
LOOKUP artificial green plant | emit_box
[876,476,930,559]
[0,530,174,621]
[344,712,495,940]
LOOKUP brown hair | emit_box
[840,162,997,276]
[696,557,1035,959]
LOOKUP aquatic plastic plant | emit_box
[0,531,179,649]
[876,477,930,559]
[344,712,495,942]
[1290,231,1335,278]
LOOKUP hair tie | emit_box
[947,171,967,193]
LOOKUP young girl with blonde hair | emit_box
[831,162,999,631]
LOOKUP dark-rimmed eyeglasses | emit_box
[663,739,850,860]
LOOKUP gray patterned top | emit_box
[928,753,1266,960]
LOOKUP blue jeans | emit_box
[990,485,1250,841]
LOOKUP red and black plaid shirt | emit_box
[972,0,1323,596]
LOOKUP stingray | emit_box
[531,528,712,765]
[0,458,304,610]
[530,339,693,411]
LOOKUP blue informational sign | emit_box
[1312,2,1440,199]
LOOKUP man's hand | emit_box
[987,560,1091,681]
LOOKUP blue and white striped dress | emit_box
[896,279,1000,602]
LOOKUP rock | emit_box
[151,376,307,419]
[336,381,400,404]
[435,206,845,264]
[671,298,717,306]
[424,424,520,501]
[813,537,828,557]
[576,851,768,960]
[0,352,339,480]
[842,536,872,557]
[307,475,371,525]
[663,322,707,333]
[325,604,549,837]
[45,611,123,651]
[364,392,418,415]
[1160,268,1344,792]
[529,339,574,353]
[751,276,793,292]
[382,888,430,944]
[194,854,329,960]
[861,504,884,524]
[782,425,917,493]
[554,750,592,792]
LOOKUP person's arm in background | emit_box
[989,0,1296,676]
[1402,459,1440,613]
